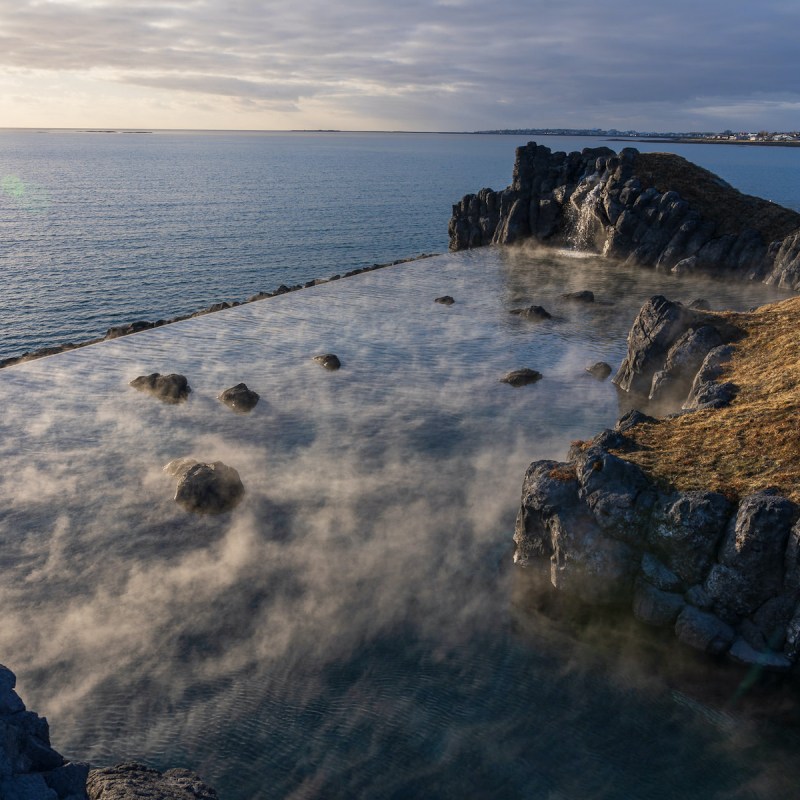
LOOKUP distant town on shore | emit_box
[472,127,800,145]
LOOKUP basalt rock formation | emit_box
[0,664,89,799]
[449,142,800,289]
[514,295,800,672]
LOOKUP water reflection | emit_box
[0,249,797,798]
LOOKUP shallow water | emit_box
[0,248,798,799]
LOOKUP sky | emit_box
[0,0,799,132]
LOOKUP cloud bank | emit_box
[1,0,799,129]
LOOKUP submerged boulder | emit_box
[164,459,244,515]
[434,295,455,305]
[510,305,552,321]
[129,373,191,404]
[501,368,543,387]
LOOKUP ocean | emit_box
[1,132,800,799]
[1,130,799,360]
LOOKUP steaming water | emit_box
[2,130,800,361]
[1,246,798,799]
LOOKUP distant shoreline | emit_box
[607,137,800,148]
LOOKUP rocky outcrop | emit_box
[164,459,245,514]
[611,295,742,407]
[0,664,89,800]
[86,763,217,800]
[513,295,800,671]
[450,142,800,289]
[515,426,800,670]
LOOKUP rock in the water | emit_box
[689,298,711,310]
[434,295,455,305]
[129,373,191,404]
[313,353,341,370]
[501,368,543,387]
[586,362,612,380]
[509,305,552,321]
[164,459,244,514]
[218,383,259,412]
[562,290,595,303]
[87,762,218,800]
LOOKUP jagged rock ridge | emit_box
[514,296,800,672]
[449,142,800,289]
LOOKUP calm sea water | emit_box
[0,246,797,799]
[1,130,799,360]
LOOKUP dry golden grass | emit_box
[616,296,800,502]
[633,152,800,243]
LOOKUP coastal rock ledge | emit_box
[514,295,800,672]
[449,142,800,289]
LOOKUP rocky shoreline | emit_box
[0,253,437,371]
[449,141,800,288]
[514,294,800,674]
[0,663,217,799]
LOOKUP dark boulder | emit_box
[509,305,552,321]
[129,373,191,404]
[313,353,341,371]
[501,368,542,387]
[633,577,685,626]
[164,459,244,515]
[586,362,612,380]
[434,295,455,305]
[218,383,259,413]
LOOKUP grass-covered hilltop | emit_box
[617,295,800,503]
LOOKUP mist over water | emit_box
[2,129,800,361]
[0,248,798,798]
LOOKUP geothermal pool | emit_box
[0,247,798,799]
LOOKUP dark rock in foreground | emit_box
[218,383,260,412]
[434,295,455,305]
[313,353,341,370]
[164,459,244,514]
[87,763,217,800]
[0,663,89,799]
[501,368,543,387]
[129,373,191,404]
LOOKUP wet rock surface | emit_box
[501,368,543,387]
[86,763,218,800]
[218,383,260,412]
[164,459,244,514]
[434,295,455,305]
[562,290,595,303]
[129,373,191,404]
[313,353,342,371]
[450,141,800,289]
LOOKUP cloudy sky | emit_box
[1,0,798,132]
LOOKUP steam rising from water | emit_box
[0,249,796,798]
